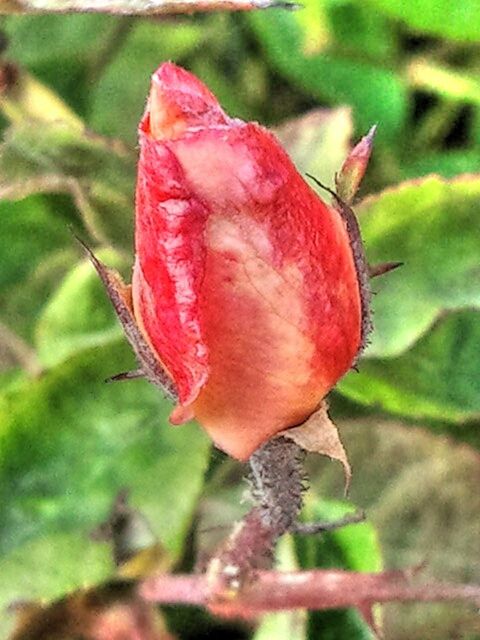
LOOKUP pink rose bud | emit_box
[130,63,370,460]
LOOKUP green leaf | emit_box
[295,499,381,639]
[0,534,111,638]
[364,0,480,42]
[35,249,127,367]
[336,175,480,422]
[358,174,480,358]
[0,340,210,627]
[249,8,407,144]
[340,310,480,423]
[89,18,204,143]
[0,196,68,293]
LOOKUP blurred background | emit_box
[0,2,479,638]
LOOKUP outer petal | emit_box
[133,137,209,406]
[133,63,232,406]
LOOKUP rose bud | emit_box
[120,62,371,461]
[88,63,371,462]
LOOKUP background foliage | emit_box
[0,2,479,638]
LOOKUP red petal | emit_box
[133,140,209,405]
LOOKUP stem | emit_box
[0,0,297,14]
[140,569,480,617]
[207,437,306,592]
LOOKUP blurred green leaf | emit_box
[364,0,480,42]
[0,533,111,638]
[249,9,407,144]
[89,18,204,142]
[0,196,68,294]
[3,15,114,67]
[407,58,480,106]
[275,106,352,190]
[340,310,480,423]
[0,196,75,343]
[0,120,136,249]
[312,419,480,637]
[0,340,210,625]
[358,174,480,358]
[254,610,307,640]
[35,249,127,368]
[328,1,396,61]
[3,15,117,113]
[295,499,381,639]
[401,150,480,180]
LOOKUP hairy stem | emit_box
[207,437,306,592]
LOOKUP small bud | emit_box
[336,125,376,205]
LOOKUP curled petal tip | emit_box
[145,62,228,140]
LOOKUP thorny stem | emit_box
[140,569,480,617]
[249,436,306,534]
[207,437,306,592]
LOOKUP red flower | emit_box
[123,62,370,461]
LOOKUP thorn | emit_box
[71,228,101,265]
[260,0,301,8]
[291,509,367,535]
[105,369,145,384]
[358,601,383,639]
[305,172,339,202]
[369,261,404,278]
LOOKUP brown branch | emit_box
[140,568,480,618]
[0,0,298,15]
